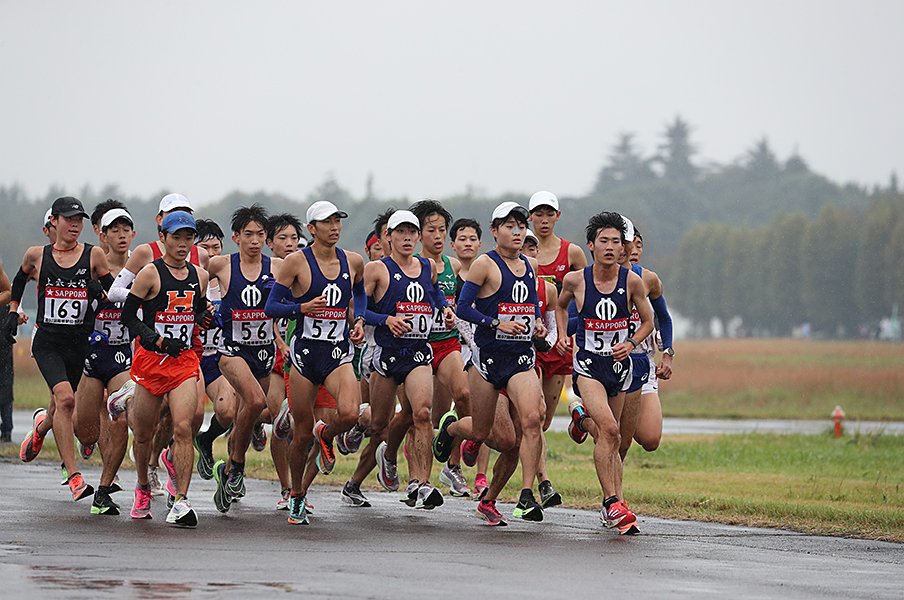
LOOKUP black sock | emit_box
[520,488,533,502]
[207,415,228,439]
[603,495,618,510]
[138,482,150,491]
[230,460,245,474]
[97,485,113,495]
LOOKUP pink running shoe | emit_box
[160,448,178,497]
[131,486,153,519]
[476,499,507,526]
[603,500,639,535]
[460,440,482,467]
[472,473,488,500]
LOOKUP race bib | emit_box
[231,309,274,346]
[95,308,129,345]
[583,317,629,355]
[43,286,88,325]
[155,311,195,345]
[431,296,456,333]
[200,326,222,354]
[396,301,433,340]
[302,308,348,342]
[496,303,535,341]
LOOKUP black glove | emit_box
[195,309,216,331]
[4,312,18,345]
[533,337,552,353]
[159,336,185,358]
[139,333,162,352]
[87,278,108,304]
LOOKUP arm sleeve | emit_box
[10,268,28,304]
[120,293,157,345]
[263,282,301,319]
[650,294,673,349]
[108,269,136,304]
[353,279,367,321]
[567,299,579,337]
[544,310,558,347]
[363,306,388,327]
[99,272,114,292]
[455,281,493,326]
[432,280,448,309]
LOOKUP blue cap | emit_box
[160,210,197,234]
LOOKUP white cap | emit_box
[297,237,309,249]
[491,201,529,223]
[621,215,635,242]
[387,210,420,232]
[43,209,52,227]
[100,208,134,229]
[159,193,193,213]
[528,191,559,212]
[525,228,539,243]
[306,201,348,224]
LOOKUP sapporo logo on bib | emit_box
[584,298,629,355]
[303,283,348,342]
[397,281,432,339]
[155,290,196,346]
[496,280,535,341]
[44,284,88,325]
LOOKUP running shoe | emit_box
[432,410,458,463]
[274,488,289,510]
[313,420,335,475]
[400,480,419,507]
[60,463,68,486]
[539,480,562,508]
[107,378,135,418]
[212,460,232,513]
[273,399,293,441]
[287,494,309,525]
[305,501,315,515]
[337,424,365,456]
[194,435,215,480]
[166,493,175,509]
[440,464,471,498]
[79,441,95,460]
[476,500,508,526]
[67,472,94,502]
[568,399,588,444]
[603,500,639,535]
[160,448,178,497]
[460,439,482,468]
[110,476,122,494]
[19,408,48,463]
[472,473,489,500]
[90,487,121,516]
[415,483,444,510]
[340,481,371,507]
[147,466,164,497]
[251,421,267,452]
[376,441,400,492]
[130,485,153,519]
[166,497,198,528]
[512,492,544,522]
[225,466,245,500]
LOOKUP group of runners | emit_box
[0,190,675,532]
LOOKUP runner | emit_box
[120,210,211,527]
[361,209,449,510]
[528,190,586,508]
[10,196,114,502]
[192,219,239,482]
[89,199,128,253]
[265,200,366,523]
[208,204,283,514]
[436,201,549,525]
[74,205,135,515]
[263,212,303,510]
[556,211,653,534]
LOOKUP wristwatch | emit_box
[354,316,365,325]
[490,318,500,329]
[662,347,675,357]
[626,337,638,348]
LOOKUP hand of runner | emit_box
[195,308,216,330]
[159,336,184,358]
[300,296,327,314]
[4,312,18,344]
[442,306,455,330]
[349,319,365,344]
[656,355,673,380]
[533,320,547,340]
[496,320,526,336]
[553,336,570,356]
[17,312,28,325]
[611,341,632,362]
[386,314,413,337]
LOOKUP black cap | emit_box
[51,196,89,219]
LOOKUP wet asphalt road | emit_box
[0,461,902,599]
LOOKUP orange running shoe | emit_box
[67,472,95,502]
[19,409,49,462]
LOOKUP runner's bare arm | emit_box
[198,245,210,269]
[568,242,588,271]
[0,261,11,307]
[347,251,367,344]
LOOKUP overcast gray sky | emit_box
[2,1,901,205]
